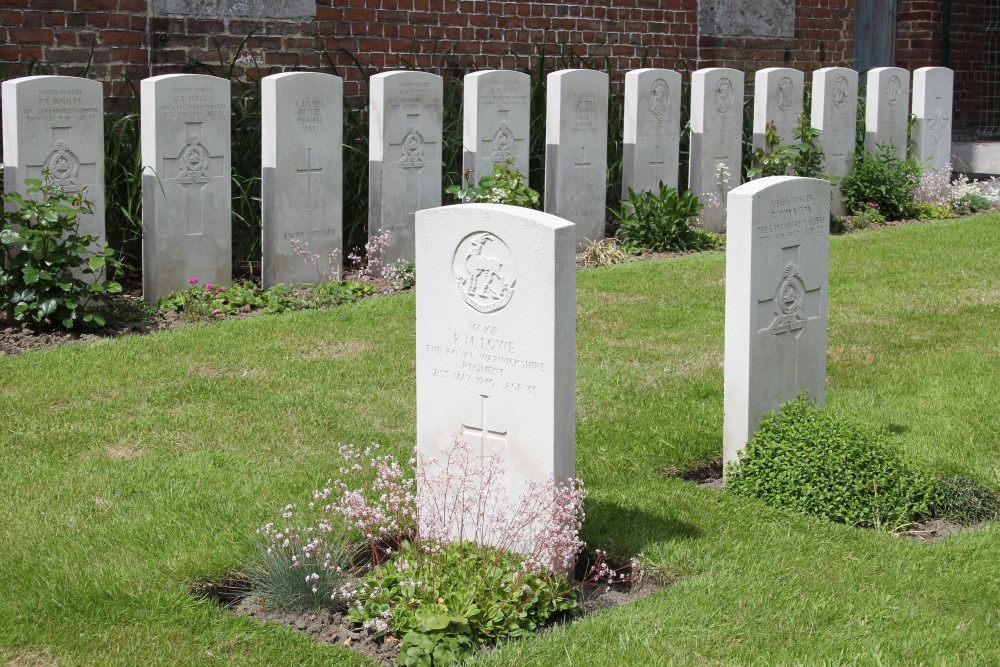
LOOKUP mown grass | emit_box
[1,215,999,665]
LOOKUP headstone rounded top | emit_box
[418,203,575,232]
[547,69,609,83]
[371,70,443,83]
[1,74,102,90]
[728,174,829,198]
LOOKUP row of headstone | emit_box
[1,67,952,302]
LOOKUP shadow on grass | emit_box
[583,497,702,556]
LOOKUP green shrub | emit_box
[446,158,540,209]
[931,476,1000,525]
[830,216,849,235]
[908,201,955,220]
[0,173,123,329]
[615,182,720,252]
[840,145,922,221]
[348,540,575,665]
[749,113,826,180]
[849,201,886,230]
[948,192,992,216]
[726,397,940,531]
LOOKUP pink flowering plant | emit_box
[252,438,615,665]
[347,228,415,290]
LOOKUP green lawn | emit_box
[1,214,999,666]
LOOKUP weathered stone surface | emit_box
[865,67,910,158]
[2,75,105,257]
[723,176,830,471]
[698,0,795,38]
[752,67,804,159]
[811,67,858,215]
[261,72,343,288]
[623,68,681,196]
[544,69,609,247]
[141,73,231,304]
[369,71,443,271]
[912,67,954,173]
[151,0,315,19]
[689,68,744,232]
[415,203,575,519]
[463,70,530,187]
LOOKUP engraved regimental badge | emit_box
[177,135,212,184]
[886,75,902,107]
[398,124,428,168]
[44,140,81,189]
[767,262,809,335]
[715,78,734,114]
[649,78,668,117]
[777,77,794,111]
[489,121,516,162]
[834,76,850,108]
[453,232,516,313]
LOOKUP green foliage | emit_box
[577,238,629,268]
[948,192,992,216]
[159,278,374,321]
[749,114,827,180]
[0,173,123,329]
[446,158,540,208]
[348,541,575,664]
[726,396,941,531]
[840,145,922,221]
[849,201,886,230]
[829,216,849,235]
[750,122,792,178]
[931,476,1000,525]
[615,183,720,252]
[790,113,825,179]
[908,201,954,220]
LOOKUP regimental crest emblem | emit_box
[489,121,516,162]
[767,262,809,335]
[715,77,734,114]
[649,78,668,117]
[886,75,902,107]
[176,135,212,184]
[398,124,428,168]
[777,76,794,111]
[43,140,81,189]
[834,76,850,109]
[453,232,516,313]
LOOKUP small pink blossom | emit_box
[188,277,198,285]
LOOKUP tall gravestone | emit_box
[812,67,858,216]
[141,74,231,304]
[261,72,343,288]
[369,71,443,271]
[463,70,530,186]
[623,68,681,196]
[912,67,954,173]
[415,203,575,539]
[2,76,106,254]
[689,68,744,232]
[865,67,910,159]
[752,67,804,159]
[723,176,830,471]
[544,69,609,247]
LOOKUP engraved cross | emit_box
[461,394,508,459]
[574,145,591,168]
[296,147,323,215]
[649,144,666,168]
[27,125,97,193]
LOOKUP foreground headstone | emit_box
[2,75,106,254]
[865,67,910,158]
[141,74,231,303]
[623,68,681,196]
[723,176,830,472]
[752,67,804,159]
[544,69,609,246]
[369,71,443,270]
[261,72,343,287]
[463,70,530,186]
[689,68,744,232]
[415,203,575,540]
[912,67,954,173]
[811,67,858,216]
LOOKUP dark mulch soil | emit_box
[195,554,665,667]
[662,458,724,489]
[897,518,970,543]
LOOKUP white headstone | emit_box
[544,69,608,247]
[369,71,443,271]
[2,75,106,256]
[689,68,745,232]
[811,67,858,216]
[141,74,231,304]
[415,203,575,537]
[261,72,343,288]
[865,67,910,159]
[912,67,954,173]
[463,70,530,187]
[723,176,830,471]
[753,67,805,158]
[623,68,681,197]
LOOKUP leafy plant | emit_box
[398,610,475,667]
[931,476,999,525]
[749,114,826,180]
[0,172,123,329]
[849,201,886,230]
[840,145,922,221]
[907,201,954,220]
[750,122,793,178]
[726,396,941,531]
[615,183,720,253]
[577,238,629,268]
[829,215,849,235]
[948,192,992,216]
[446,158,540,209]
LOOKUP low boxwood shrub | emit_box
[726,396,940,531]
